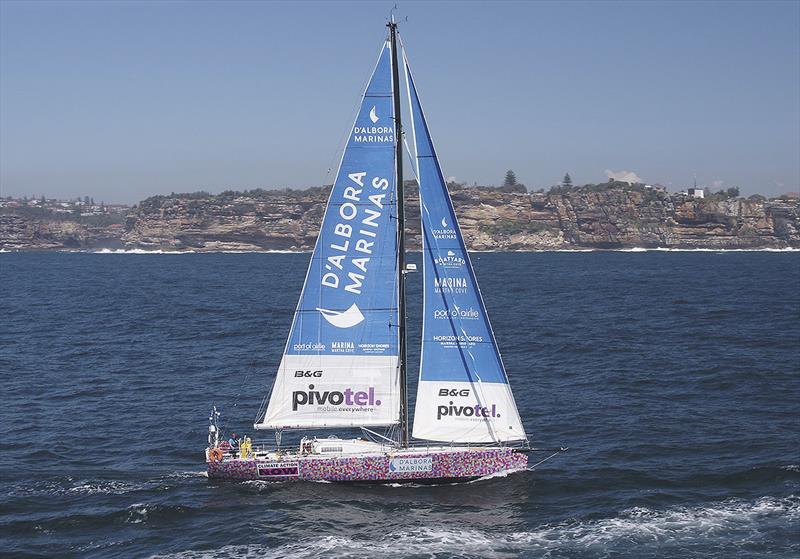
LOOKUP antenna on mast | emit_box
[388,5,408,25]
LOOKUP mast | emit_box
[388,18,408,447]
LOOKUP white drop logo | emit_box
[316,303,365,329]
[369,106,379,123]
[441,217,448,228]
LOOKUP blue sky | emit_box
[1,0,798,203]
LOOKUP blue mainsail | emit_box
[405,55,526,443]
[259,42,400,429]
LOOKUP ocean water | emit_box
[0,251,798,559]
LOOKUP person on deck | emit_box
[227,433,240,458]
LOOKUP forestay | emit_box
[405,55,526,443]
[258,42,400,429]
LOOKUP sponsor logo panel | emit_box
[291,383,383,413]
[430,217,457,240]
[316,304,365,329]
[436,401,500,421]
[317,169,392,330]
[352,107,394,143]
[389,456,432,473]
[438,388,470,397]
[432,334,484,349]
[432,305,480,320]
[294,370,323,378]
[256,461,300,477]
[434,386,501,422]
[434,250,465,268]
[358,342,391,354]
[331,341,355,353]
[352,125,394,143]
[293,342,326,352]
[433,276,468,294]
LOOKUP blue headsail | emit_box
[405,55,526,443]
[259,42,400,429]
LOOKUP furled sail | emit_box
[257,42,400,429]
[405,56,526,443]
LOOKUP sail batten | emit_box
[257,41,400,430]
[405,55,527,444]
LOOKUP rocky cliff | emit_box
[0,214,125,251]
[2,185,799,251]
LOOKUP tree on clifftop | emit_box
[504,170,517,187]
[562,173,572,188]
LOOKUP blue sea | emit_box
[0,251,798,558]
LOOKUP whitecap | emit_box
[67,480,142,495]
[466,466,527,483]
[125,503,150,524]
[92,248,197,254]
[167,471,209,479]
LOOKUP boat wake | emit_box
[6,470,209,498]
[466,467,526,483]
[147,495,799,558]
[7,478,150,497]
[375,468,526,488]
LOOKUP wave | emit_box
[218,249,311,254]
[479,247,799,254]
[375,468,525,488]
[167,471,209,479]
[614,247,800,253]
[6,479,153,498]
[467,466,527,483]
[93,248,197,254]
[67,480,143,495]
[126,502,151,524]
[147,495,799,558]
[6,470,208,498]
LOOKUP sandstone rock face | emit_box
[2,187,798,251]
[0,214,124,251]
[120,191,326,251]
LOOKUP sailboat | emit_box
[205,19,561,483]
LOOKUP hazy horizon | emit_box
[1,1,798,205]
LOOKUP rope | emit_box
[529,449,566,470]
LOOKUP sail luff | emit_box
[257,39,401,431]
[403,53,527,444]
